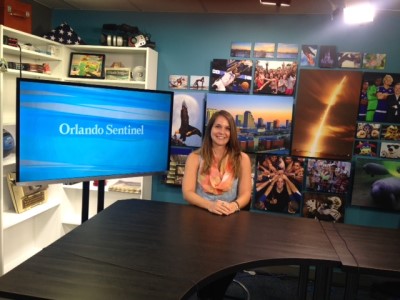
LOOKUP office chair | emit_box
[226,278,250,300]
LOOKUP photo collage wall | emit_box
[165,41,400,221]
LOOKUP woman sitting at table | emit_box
[182,109,252,216]
[182,110,252,299]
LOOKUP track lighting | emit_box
[259,0,291,7]
[343,2,375,24]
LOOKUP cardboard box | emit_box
[0,0,32,33]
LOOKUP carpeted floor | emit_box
[223,271,400,300]
[188,267,400,300]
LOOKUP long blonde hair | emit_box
[197,110,242,178]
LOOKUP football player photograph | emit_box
[386,82,400,123]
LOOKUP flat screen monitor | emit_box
[16,78,173,185]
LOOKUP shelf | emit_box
[3,197,61,229]
[63,178,143,195]
[62,215,81,227]
[2,153,15,167]
[4,68,61,80]
[2,26,61,47]
[64,77,146,87]
[67,45,150,54]
[3,45,62,61]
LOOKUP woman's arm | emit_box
[234,152,252,210]
[182,152,209,210]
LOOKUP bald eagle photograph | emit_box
[171,92,204,147]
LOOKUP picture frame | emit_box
[277,43,299,59]
[206,93,293,154]
[230,42,251,58]
[169,75,188,89]
[337,52,362,68]
[352,157,400,212]
[253,154,304,215]
[300,44,318,67]
[171,92,205,148]
[209,59,253,94]
[305,159,351,194]
[318,45,337,68]
[68,53,106,79]
[104,67,131,80]
[291,69,362,160]
[253,60,297,96]
[362,53,387,70]
[164,147,192,186]
[302,192,345,223]
[253,42,275,58]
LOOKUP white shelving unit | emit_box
[65,45,158,89]
[61,177,151,228]
[0,25,158,275]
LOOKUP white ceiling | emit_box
[31,0,400,15]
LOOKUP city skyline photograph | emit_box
[206,93,293,127]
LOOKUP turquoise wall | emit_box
[53,11,400,228]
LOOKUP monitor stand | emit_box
[81,180,106,223]
[81,181,90,223]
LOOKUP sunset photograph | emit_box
[291,69,362,160]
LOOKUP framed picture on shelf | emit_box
[68,53,106,79]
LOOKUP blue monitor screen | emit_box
[16,78,173,185]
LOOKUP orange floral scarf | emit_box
[198,156,235,195]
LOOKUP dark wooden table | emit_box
[0,200,341,300]
[321,222,400,299]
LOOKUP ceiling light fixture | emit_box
[343,2,375,24]
[260,0,291,7]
